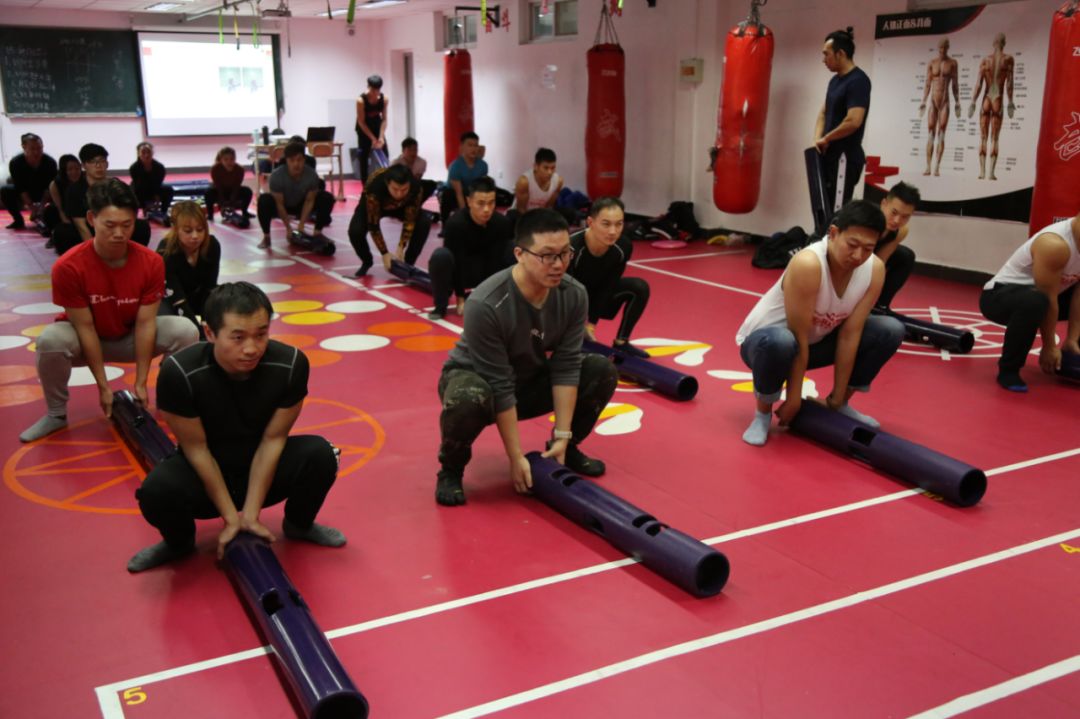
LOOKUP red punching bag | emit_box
[444,49,475,169]
[586,5,625,198]
[713,1,774,213]
[1030,0,1080,234]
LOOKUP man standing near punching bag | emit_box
[814,27,871,216]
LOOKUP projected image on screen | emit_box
[139,33,278,136]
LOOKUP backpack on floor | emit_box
[751,226,811,269]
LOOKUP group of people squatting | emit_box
[4,31,1077,573]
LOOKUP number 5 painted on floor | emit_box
[122,687,147,706]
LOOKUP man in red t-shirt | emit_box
[20,179,199,442]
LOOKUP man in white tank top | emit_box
[511,147,578,227]
[735,200,905,446]
[979,212,1080,392]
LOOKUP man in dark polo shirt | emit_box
[127,282,345,572]
[435,209,619,506]
[427,175,513,320]
[2,132,57,230]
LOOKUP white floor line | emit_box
[627,262,764,298]
[929,305,952,361]
[631,250,746,264]
[437,528,1080,719]
[93,446,1080,716]
[906,654,1080,718]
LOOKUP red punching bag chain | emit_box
[737,0,768,37]
[594,2,621,47]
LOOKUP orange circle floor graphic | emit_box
[4,398,385,515]
[368,321,432,337]
[0,313,22,326]
[0,365,38,384]
[0,384,44,407]
[271,333,318,348]
[394,335,459,352]
[294,282,351,295]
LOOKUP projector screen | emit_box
[138,32,280,136]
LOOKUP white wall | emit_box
[0,9,379,171]
[2,0,1060,273]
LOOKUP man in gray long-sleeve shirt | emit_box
[436,209,619,506]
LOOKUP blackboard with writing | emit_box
[0,27,142,116]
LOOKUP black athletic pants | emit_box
[51,219,151,255]
[878,245,916,309]
[980,283,1075,373]
[595,277,651,341]
[437,355,619,475]
[204,186,253,219]
[820,149,865,220]
[428,243,514,313]
[135,185,175,213]
[347,202,432,266]
[256,191,335,235]
[134,435,338,548]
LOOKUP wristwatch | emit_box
[552,429,573,441]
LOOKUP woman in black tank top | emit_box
[355,74,389,185]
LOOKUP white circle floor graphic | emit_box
[255,282,293,294]
[0,336,32,350]
[891,308,1007,359]
[13,302,62,315]
[325,300,387,314]
[248,259,295,269]
[69,366,125,386]
[319,335,392,352]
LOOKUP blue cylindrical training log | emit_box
[582,339,698,401]
[111,390,175,471]
[1059,351,1080,381]
[223,533,369,719]
[527,452,729,597]
[389,259,433,295]
[789,401,987,507]
[872,308,974,354]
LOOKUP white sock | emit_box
[742,410,772,446]
[837,403,879,429]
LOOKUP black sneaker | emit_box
[427,308,446,321]
[435,468,466,506]
[355,260,373,277]
[565,443,605,477]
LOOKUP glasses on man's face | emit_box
[85,158,108,167]
[521,246,574,266]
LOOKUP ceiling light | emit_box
[145,2,183,10]
[359,0,407,9]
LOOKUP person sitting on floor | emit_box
[428,175,514,320]
[874,181,920,310]
[979,211,1080,392]
[347,163,431,276]
[157,201,221,336]
[53,144,151,254]
[1,132,58,231]
[735,199,905,446]
[127,282,346,572]
[256,141,336,250]
[440,131,488,223]
[392,136,437,205]
[20,179,199,443]
[567,197,651,358]
[434,208,619,506]
[509,147,575,226]
[129,142,174,216]
[205,146,253,223]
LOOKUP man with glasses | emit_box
[52,143,150,254]
[2,132,58,230]
[434,208,618,506]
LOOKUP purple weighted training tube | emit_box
[389,258,433,295]
[872,307,975,354]
[111,390,176,471]
[582,339,699,401]
[526,452,729,597]
[222,533,369,719]
[1059,351,1080,381]
[789,401,987,507]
